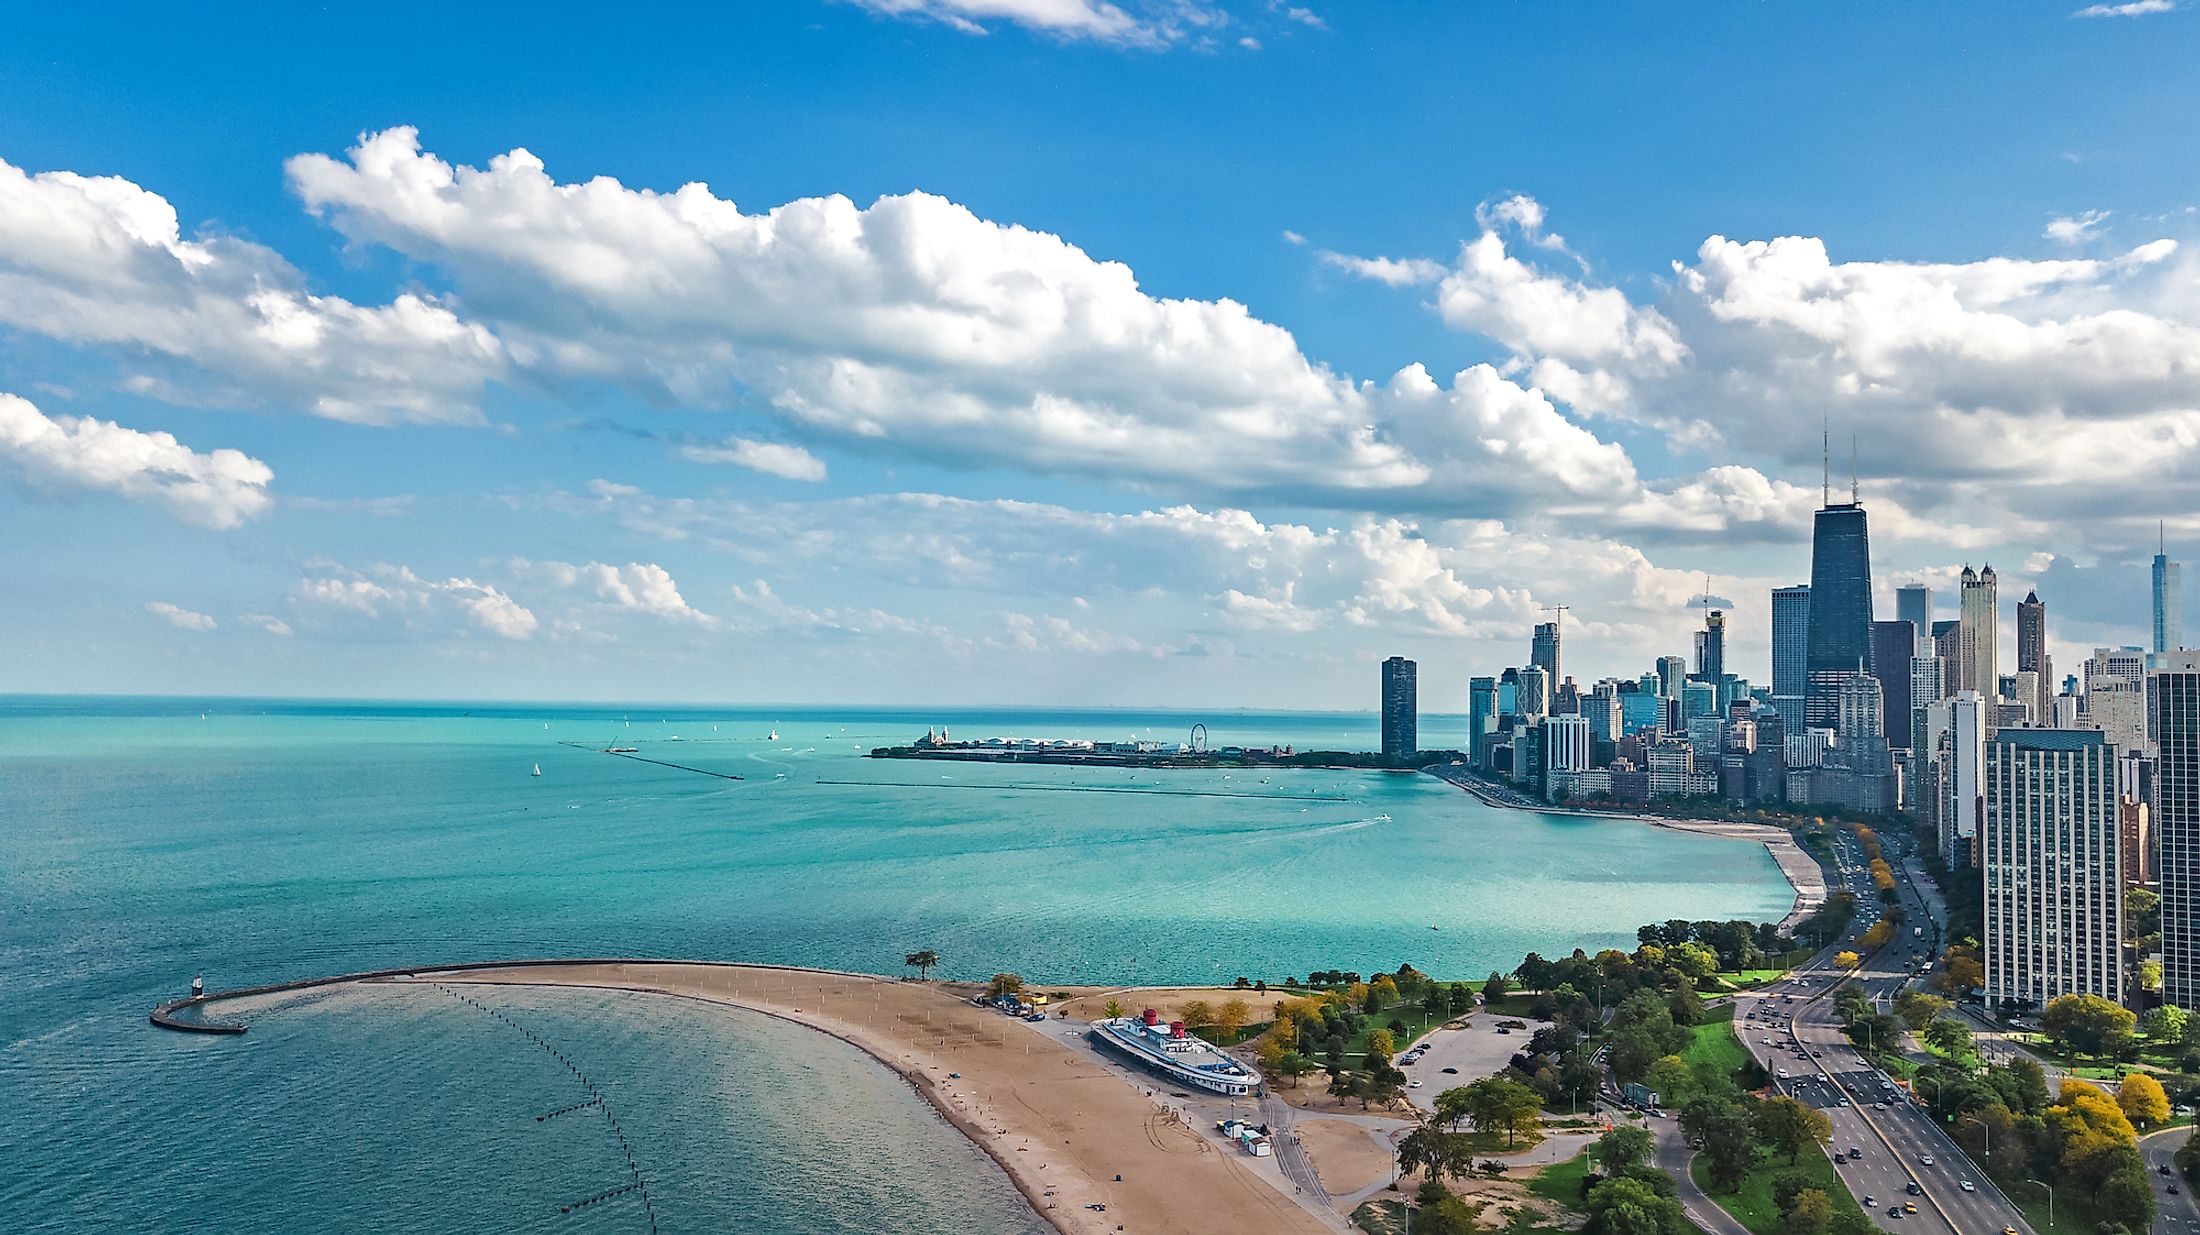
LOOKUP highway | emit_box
[2142,1128,2198,1234]
[1732,827,2036,1235]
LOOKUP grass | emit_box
[1714,969,1791,991]
[1350,1199,1408,1235]
[1692,1145,1867,1235]
[1528,1151,1595,1210]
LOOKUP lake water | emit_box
[1,697,1792,1230]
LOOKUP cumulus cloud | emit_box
[145,601,215,630]
[0,157,504,424]
[676,436,828,481]
[2073,0,2174,15]
[841,0,1157,44]
[0,393,272,527]
[295,564,536,640]
[2045,209,2111,244]
[512,559,714,623]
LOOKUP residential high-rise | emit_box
[1909,653,1945,807]
[1380,656,1418,761]
[1468,676,1499,769]
[1517,665,1550,720]
[1982,728,2126,1009]
[2149,653,2200,1010]
[1657,655,1688,700]
[1805,499,1874,728]
[1940,690,1987,868]
[1771,584,1810,729]
[1695,609,1727,686]
[1870,620,1916,749]
[1836,673,1884,741]
[1531,621,1562,686]
[2017,590,2051,722]
[1896,584,1932,657]
[1958,565,1999,703]
[1544,714,1591,776]
[2156,532,2183,656]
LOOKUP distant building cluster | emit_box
[1382,494,2196,1016]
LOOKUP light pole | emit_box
[1958,1112,1991,1162]
[2028,1177,2054,1229]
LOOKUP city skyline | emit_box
[4,4,2200,708]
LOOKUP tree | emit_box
[1484,972,1511,1003]
[1894,991,1953,1030]
[1371,974,1401,1009]
[1596,1125,1656,1175]
[2144,1005,2190,1045]
[986,972,1024,999]
[1779,1188,1835,1235]
[1670,942,1719,984]
[1754,1095,1833,1163]
[1647,1055,1692,1107]
[1277,1051,1320,1089]
[1834,950,1861,971]
[1922,1016,1973,1058]
[1414,1179,1487,1235]
[1937,944,1985,997]
[1693,1100,1757,1191]
[1367,1027,1397,1064]
[1102,997,1123,1019]
[1400,1116,1468,1184]
[2041,994,2139,1058]
[1215,997,1252,1041]
[1179,998,1215,1030]
[903,949,940,980]
[1463,1077,1544,1146]
[2127,886,2163,940]
[1583,1175,1691,1235]
[2117,1072,2170,1129]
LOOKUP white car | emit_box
[1959,1181,1975,1193]
[1919,1155,1935,1166]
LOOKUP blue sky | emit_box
[3,1,2197,708]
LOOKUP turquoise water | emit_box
[1,697,1792,1231]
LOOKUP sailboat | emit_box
[532,763,542,778]
[768,728,780,741]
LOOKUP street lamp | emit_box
[1958,1112,1991,1161]
[2027,1177,2054,1229]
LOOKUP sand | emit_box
[1293,1119,1395,1195]
[436,963,1338,1235]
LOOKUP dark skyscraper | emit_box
[2017,590,2051,722]
[2149,654,2200,1010]
[1381,656,1418,762]
[1694,609,1726,686]
[1871,619,1917,750]
[1805,498,1874,728]
[1896,584,1932,657]
[2156,529,2183,655]
[1530,621,1561,686]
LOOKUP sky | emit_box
[2,0,2197,710]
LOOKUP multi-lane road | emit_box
[1731,829,2035,1235]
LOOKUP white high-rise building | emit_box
[1983,728,2126,1009]
[1959,564,1999,700]
[1940,691,1986,867]
[1544,713,1591,776]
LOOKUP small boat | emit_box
[768,729,780,741]
[531,764,542,778]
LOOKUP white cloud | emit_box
[2045,209,2111,244]
[513,559,714,624]
[1434,217,1686,373]
[0,157,505,424]
[1315,249,1445,286]
[145,601,215,631]
[240,613,294,636]
[0,393,272,528]
[2074,0,2174,15]
[295,564,536,640]
[841,0,1157,43]
[677,436,828,481]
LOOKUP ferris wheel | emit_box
[1189,723,1209,754]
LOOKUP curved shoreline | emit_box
[1426,766,1828,933]
[161,959,1340,1235]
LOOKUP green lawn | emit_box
[1692,1147,1866,1235]
[1529,1150,1595,1210]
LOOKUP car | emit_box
[1903,1203,1917,1214]
[1495,1027,1511,1035]
[2002,1228,2019,1235]
[1863,1197,1876,1208]
[1918,1155,1934,1166]
[1441,1066,1458,1074]
[1838,1099,1851,1107]
[1408,1080,1423,1089]
[1959,1181,1975,1193]
[1906,1182,1922,1196]
[1850,1147,1863,1157]
[1833,1153,1846,1164]
[1887,1206,1904,1219]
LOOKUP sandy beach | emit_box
[436,962,1340,1235]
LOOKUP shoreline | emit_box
[1427,766,1828,934]
[182,960,1340,1235]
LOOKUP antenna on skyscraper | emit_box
[1822,425,1830,507]
[1851,435,1859,505]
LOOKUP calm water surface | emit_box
[2,697,1791,1231]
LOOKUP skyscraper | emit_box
[1982,728,2126,1008]
[1531,621,1562,686]
[1896,584,1932,657]
[2150,653,2200,1010]
[2155,533,2183,655]
[1694,608,1727,687]
[1468,676,1498,769]
[1518,665,1550,720]
[1657,655,1688,700]
[1380,656,1418,762]
[1870,620,1916,749]
[2017,590,2051,723]
[1805,498,1874,728]
[1771,584,1810,696]
[1958,565,1999,703]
